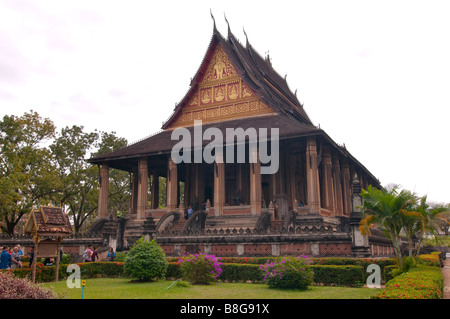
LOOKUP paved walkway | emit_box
[443,254,450,299]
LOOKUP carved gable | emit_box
[170,44,274,128]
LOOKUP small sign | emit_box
[36,239,59,258]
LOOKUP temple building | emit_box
[87,20,392,258]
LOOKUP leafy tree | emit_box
[50,128,131,233]
[49,125,99,234]
[0,110,131,235]
[0,111,57,234]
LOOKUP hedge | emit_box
[167,262,365,287]
[220,263,264,283]
[417,254,441,268]
[373,266,444,299]
[1,262,124,283]
[311,265,364,287]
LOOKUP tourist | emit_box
[16,244,24,259]
[10,246,21,269]
[187,205,193,219]
[44,257,54,266]
[0,247,11,269]
[91,247,98,262]
[83,245,93,262]
[107,247,116,262]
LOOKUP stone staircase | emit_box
[122,218,146,247]
[205,214,259,231]
[173,218,187,233]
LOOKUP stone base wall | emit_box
[155,232,355,257]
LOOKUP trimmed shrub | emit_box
[65,262,124,278]
[417,254,441,268]
[0,271,57,299]
[123,237,168,282]
[2,264,56,283]
[311,257,395,282]
[179,253,222,285]
[259,256,314,290]
[220,263,264,283]
[311,265,364,287]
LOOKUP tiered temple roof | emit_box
[88,22,379,187]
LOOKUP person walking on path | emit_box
[91,247,98,262]
[83,245,93,262]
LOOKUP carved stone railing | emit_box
[155,224,337,238]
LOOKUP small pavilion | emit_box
[23,206,73,282]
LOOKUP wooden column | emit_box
[289,154,297,210]
[130,167,138,214]
[137,157,148,219]
[321,147,335,212]
[237,163,243,196]
[190,163,205,207]
[305,137,321,214]
[213,159,225,216]
[342,161,351,215]
[31,236,39,283]
[332,155,343,216]
[97,164,109,219]
[54,238,62,282]
[249,149,262,215]
[167,157,178,211]
[184,165,191,208]
[150,172,159,209]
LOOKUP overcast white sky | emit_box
[1,0,449,204]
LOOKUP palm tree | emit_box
[359,185,417,267]
[399,195,422,257]
[414,197,450,255]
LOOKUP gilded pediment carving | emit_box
[170,44,274,128]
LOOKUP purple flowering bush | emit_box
[179,253,222,285]
[259,256,314,290]
[0,272,57,299]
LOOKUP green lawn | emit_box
[41,278,380,299]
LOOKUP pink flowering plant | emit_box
[259,256,314,290]
[179,253,222,285]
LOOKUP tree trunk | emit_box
[391,232,403,268]
[408,237,413,257]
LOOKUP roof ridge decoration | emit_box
[210,9,217,32]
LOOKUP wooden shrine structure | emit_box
[87,19,391,258]
[23,206,73,282]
